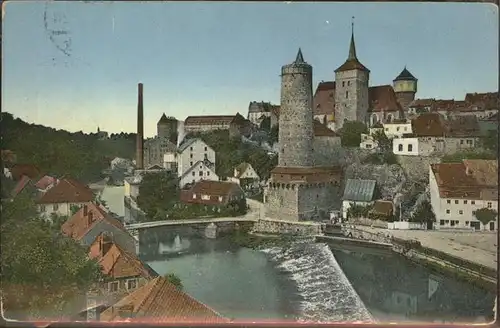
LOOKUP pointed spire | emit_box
[295,48,304,63]
[348,16,357,60]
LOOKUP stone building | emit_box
[157,113,178,144]
[143,136,177,169]
[313,24,417,130]
[264,49,343,222]
[247,101,279,125]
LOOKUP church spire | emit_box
[348,16,357,60]
[295,48,304,63]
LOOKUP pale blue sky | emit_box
[2,2,498,137]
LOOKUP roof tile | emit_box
[37,178,94,204]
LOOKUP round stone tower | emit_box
[278,48,314,168]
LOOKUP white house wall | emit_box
[177,140,216,178]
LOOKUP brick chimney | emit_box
[136,83,144,169]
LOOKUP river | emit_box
[101,186,495,323]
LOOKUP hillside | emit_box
[0,112,136,183]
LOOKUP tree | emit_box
[340,121,368,148]
[259,117,271,132]
[164,273,183,290]
[474,208,498,227]
[409,200,436,224]
[372,130,392,152]
[346,203,371,219]
[137,171,180,221]
[269,124,279,145]
[1,193,102,319]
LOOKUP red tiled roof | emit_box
[100,276,228,323]
[11,175,32,197]
[180,181,243,206]
[37,178,94,204]
[89,234,153,280]
[409,99,436,108]
[35,175,58,190]
[411,113,446,137]
[465,92,498,110]
[61,202,125,241]
[313,81,336,116]
[313,120,338,137]
[369,85,402,113]
[430,160,498,200]
[9,163,41,181]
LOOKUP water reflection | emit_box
[330,243,495,323]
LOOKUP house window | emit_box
[398,144,403,152]
[190,154,193,158]
[127,279,137,290]
[440,220,445,225]
[53,204,59,211]
[446,209,450,214]
[466,221,469,225]
[204,146,208,151]
[190,147,193,151]
[109,281,119,292]
[190,162,193,166]
[396,127,400,131]
[487,202,492,208]
[451,221,455,227]
[207,171,210,176]
[348,81,351,86]
[455,200,459,204]
[459,210,463,215]
[199,171,203,176]
[192,172,195,176]
[408,144,413,152]
[464,200,467,204]
[447,200,451,204]
[471,200,475,205]
[342,81,345,87]
[345,91,349,98]
[460,140,464,145]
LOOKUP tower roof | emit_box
[335,17,369,73]
[295,48,305,63]
[393,67,417,82]
[158,113,175,125]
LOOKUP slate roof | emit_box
[342,179,376,202]
[100,276,228,323]
[178,138,206,153]
[393,67,417,82]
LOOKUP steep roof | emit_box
[411,113,446,137]
[9,164,41,181]
[234,162,252,179]
[343,179,376,202]
[61,202,126,241]
[430,160,498,200]
[179,159,216,180]
[444,115,481,138]
[11,175,35,197]
[190,180,241,197]
[34,175,58,190]
[158,113,176,125]
[313,81,336,116]
[393,67,417,82]
[89,235,155,280]
[37,178,94,204]
[100,276,228,323]
[369,85,402,113]
[335,31,369,73]
[177,138,207,153]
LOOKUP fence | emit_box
[387,221,426,230]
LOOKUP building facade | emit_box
[429,160,498,231]
[177,138,216,179]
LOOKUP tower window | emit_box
[342,81,345,87]
[345,91,349,99]
[348,81,351,86]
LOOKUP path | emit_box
[355,226,497,270]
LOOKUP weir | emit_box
[261,241,374,323]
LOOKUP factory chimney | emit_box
[136,83,144,169]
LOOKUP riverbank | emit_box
[343,226,497,291]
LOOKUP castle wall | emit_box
[278,64,314,167]
[334,70,370,130]
[264,185,299,221]
[313,136,342,166]
[297,183,342,220]
[252,218,322,236]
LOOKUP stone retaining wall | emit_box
[252,218,322,235]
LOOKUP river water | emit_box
[101,186,495,323]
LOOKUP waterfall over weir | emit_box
[261,242,374,323]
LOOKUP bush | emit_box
[164,273,183,290]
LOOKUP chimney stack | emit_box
[136,83,144,169]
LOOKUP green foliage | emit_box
[372,130,392,152]
[1,112,135,183]
[137,171,180,221]
[340,121,368,147]
[1,193,102,319]
[474,208,498,226]
[259,116,271,132]
[441,150,497,163]
[368,211,396,222]
[409,200,436,223]
[480,130,498,155]
[347,203,372,219]
[362,152,398,165]
[164,273,183,290]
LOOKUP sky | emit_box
[2,2,498,137]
